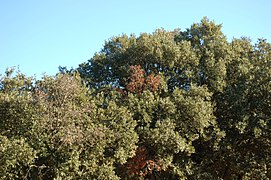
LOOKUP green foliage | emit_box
[1,17,271,179]
[175,17,231,92]
[0,136,36,179]
[0,71,138,179]
[77,29,198,90]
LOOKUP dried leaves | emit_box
[126,65,161,93]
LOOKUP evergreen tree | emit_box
[1,18,270,179]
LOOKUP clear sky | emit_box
[1,0,270,78]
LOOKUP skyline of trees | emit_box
[1,17,270,179]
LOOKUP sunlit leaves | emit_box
[1,17,271,179]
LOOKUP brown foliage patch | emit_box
[126,146,162,178]
[126,65,161,93]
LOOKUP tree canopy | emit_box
[1,17,271,179]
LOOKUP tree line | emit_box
[1,17,270,179]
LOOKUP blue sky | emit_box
[1,0,270,78]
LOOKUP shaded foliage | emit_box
[1,18,271,179]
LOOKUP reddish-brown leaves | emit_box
[126,65,161,93]
[145,73,161,92]
[126,65,145,93]
[126,146,162,177]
